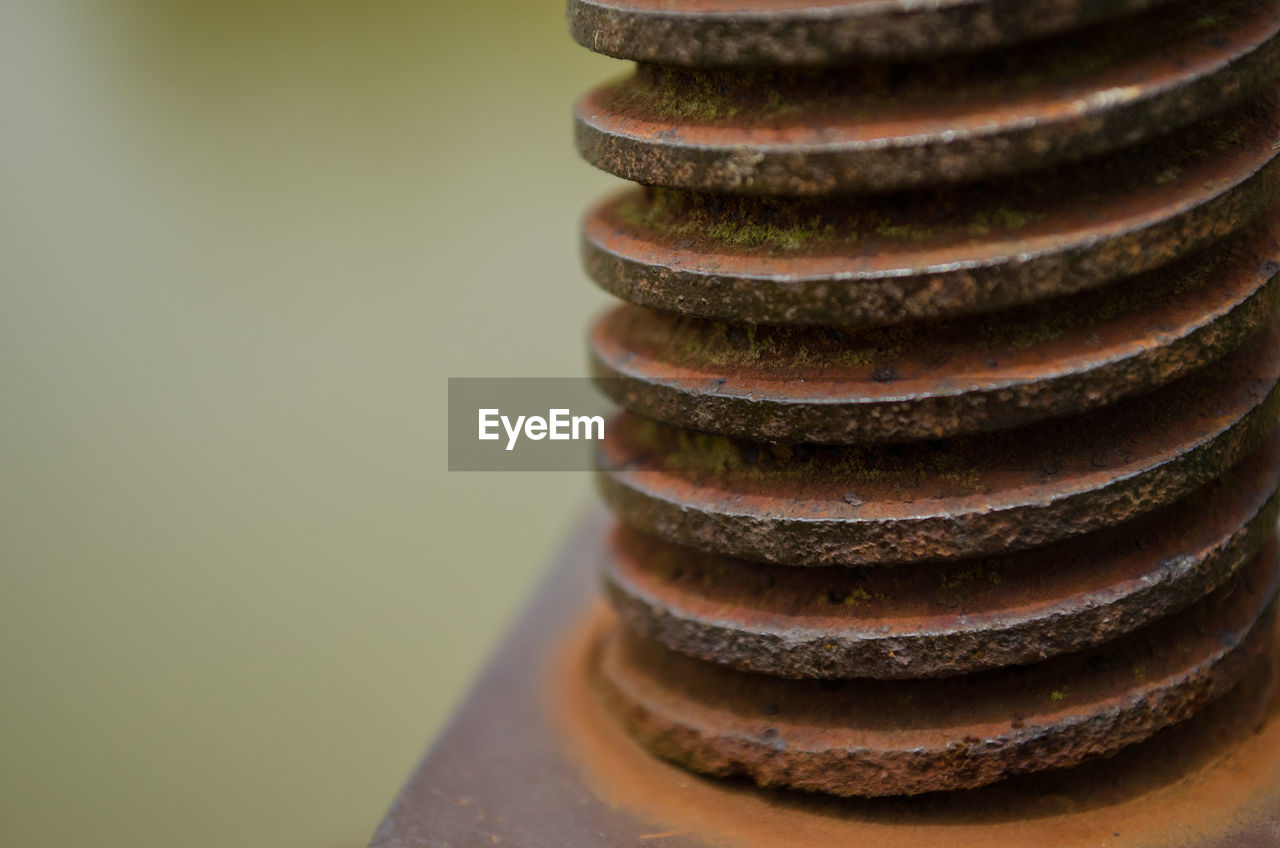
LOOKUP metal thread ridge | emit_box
[572,0,1280,797]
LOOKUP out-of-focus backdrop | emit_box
[1,2,617,845]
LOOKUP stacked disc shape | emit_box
[572,0,1280,796]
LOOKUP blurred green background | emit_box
[0,2,618,845]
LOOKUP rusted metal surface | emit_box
[591,218,1280,443]
[583,96,1280,325]
[564,0,1280,819]
[575,0,1280,194]
[371,513,1280,847]
[568,0,1184,65]
[597,538,1280,796]
[598,322,1280,566]
[603,437,1280,678]
[372,2,1280,841]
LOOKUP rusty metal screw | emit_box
[572,0,1280,797]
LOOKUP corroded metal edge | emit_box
[574,0,1280,193]
[596,538,1280,796]
[580,98,1280,325]
[598,325,1280,566]
[588,221,1280,443]
[567,0,1182,65]
[601,441,1280,678]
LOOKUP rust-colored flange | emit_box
[591,218,1280,443]
[603,437,1280,678]
[599,321,1280,566]
[597,537,1280,797]
[568,0,1183,66]
[583,96,1280,325]
[576,0,1280,194]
